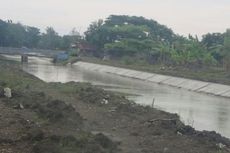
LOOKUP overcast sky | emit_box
[0,0,229,37]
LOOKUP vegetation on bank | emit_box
[84,15,230,72]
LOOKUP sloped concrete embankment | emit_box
[74,62,230,98]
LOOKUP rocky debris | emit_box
[177,131,183,136]
[13,103,24,109]
[101,99,109,104]
[0,86,12,98]
[69,83,113,105]
[4,87,12,98]
[177,125,196,135]
[217,143,226,149]
[195,131,230,147]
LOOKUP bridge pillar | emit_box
[21,55,28,63]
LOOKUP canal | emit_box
[3,55,230,138]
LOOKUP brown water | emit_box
[4,55,230,138]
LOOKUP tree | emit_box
[201,33,224,48]
[70,27,80,36]
[24,26,40,48]
[0,19,84,50]
[171,35,217,67]
[38,27,61,49]
[84,15,178,60]
[223,29,230,71]
[105,15,175,43]
[0,20,8,46]
[5,22,27,47]
[85,19,105,48]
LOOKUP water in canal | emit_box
[4,55,230,138]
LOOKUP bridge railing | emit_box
[0,47,63,57]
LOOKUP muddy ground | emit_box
[0,57,230,153]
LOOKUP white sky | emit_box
[0,0,229,37]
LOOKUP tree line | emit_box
[0,19,81,50]
[85,15,230,70]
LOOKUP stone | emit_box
[177,131,183,136]
[217,143,226,149]
[13,104,24,109]
[101,99,108,104]
[4,88,12,98]
[19,103,24,109]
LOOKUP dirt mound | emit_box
[36,99,82,125]
[2,90,83,127]
[75,84,108,104]
[0,89,119,153]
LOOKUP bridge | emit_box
[0,47,63,62]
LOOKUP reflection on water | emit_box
[5,55,230,138]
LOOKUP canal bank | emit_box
[74,62,230,98]
[1,56,230,153]
[12,55,230,139]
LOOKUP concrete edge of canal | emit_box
[74,61,230,99]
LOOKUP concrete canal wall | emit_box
[74,62,230,98]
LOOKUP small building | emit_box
[76,42,98,56]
